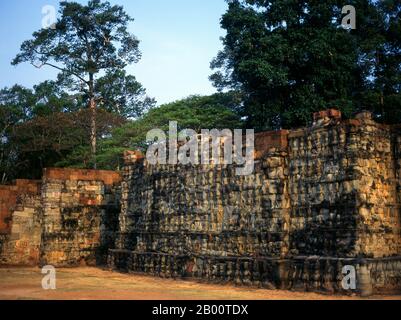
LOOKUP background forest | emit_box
[1,0,400,182]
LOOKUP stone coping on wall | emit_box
[124,109,385,164]
[124,150,145,165]
[254,130,289,159]
[43,168,121,186]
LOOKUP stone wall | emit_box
[39,168,121,267]
[0,180,41,233]
[288,111,401,258]
[0,180,41,266]
[109,110,401,294]
[1,109,400,295]
[0,169,121,267]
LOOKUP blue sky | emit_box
[0,0,228,105]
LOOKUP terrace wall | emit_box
[109,110,401,294]
[0,169,121,267]
[1,109,400,294]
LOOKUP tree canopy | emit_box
[12,0,154,165]
[0,83,124,182]
[58,93,244,170]
[211,0,401,130]
[2,0,400,182]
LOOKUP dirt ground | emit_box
[0,267,400,300]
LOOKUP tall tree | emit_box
[0,82,126,182]
[12,0,142,168]
[95,69,156,119]
[211,0,401,130]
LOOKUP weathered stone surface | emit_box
[0,180,41,266]
[0,169,121,267]
[40,168,121,267]
[109,109,401,294]
[1,109,401,295]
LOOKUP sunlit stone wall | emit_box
[110,109,401,294]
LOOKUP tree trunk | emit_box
[90,96,97,169]
[89,72,97,169]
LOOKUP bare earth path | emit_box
[0,267,400,300]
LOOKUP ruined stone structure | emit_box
[0,180,42,265]
[108,110,401,294]
[1,109,401,295]
[0,168,121,267]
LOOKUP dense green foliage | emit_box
[58,93,243,170]
[0,83,124,182]
[12,0,154,163]
[211,0,401,130]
